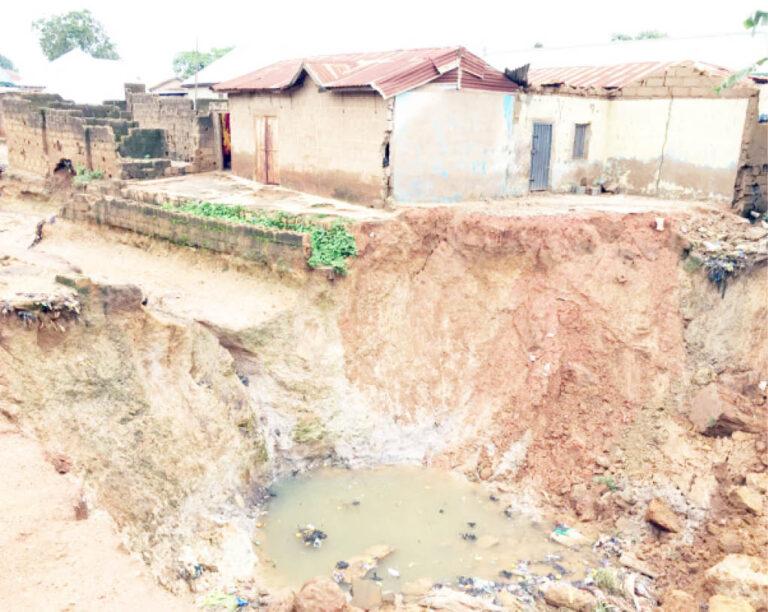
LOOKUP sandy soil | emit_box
[0,421,193,611]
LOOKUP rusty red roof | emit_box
[527,60,732,89]
[215,47,518,98]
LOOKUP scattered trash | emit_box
[460,532,477,541]
[654,217,665,232]
[550,524,586,548]
[387,567,400,578]
[335,560,349,569]
[489,494,499,502]
[499,570,513,580]
[201,591,249,611]
[297,525,328,548]
[467,522,476,528]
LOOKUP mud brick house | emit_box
[510,61,765,209]
[0,85,231,179]
[215,47,520,205]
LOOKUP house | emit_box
[149,77,187,97]
[506,60,764,209]
[214,47,519,205]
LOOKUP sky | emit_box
[2,0,765,85]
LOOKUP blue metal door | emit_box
[530,123,552,191]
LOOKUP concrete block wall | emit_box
[61,194,310,273]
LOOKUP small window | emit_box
[573,123,590,159]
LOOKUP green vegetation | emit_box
[33,10,119,61]
[74,166,104,184]
[173,47,233,79]
[292,416,325,444]
[595,475,619,492]
[168,201,358,274]
[717,11,767,93]
[591,567,622,595]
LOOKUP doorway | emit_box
[529,122,552,191]
[220,112,231,170]
[255,116,279,185]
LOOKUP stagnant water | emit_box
[258,466,595,590]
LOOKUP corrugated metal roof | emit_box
[215,47,518,98]
[527,60,732,89]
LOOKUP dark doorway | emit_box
[220,112,231,170]
[529,122,552,191]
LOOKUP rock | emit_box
[295,577,347,612]
[419,587,496,610]
[746,472,768,494]
[263,588,296,612]
[729,486,764,515]
[708,594,755,612]
[619,552,658,578]
[351,577,382,610]
[689,384,756,436]
[718,531,744,554]
[476,535,500,549]
[645,498,682,532]
[496,591,524,610]
[334,545,394,583]
[364,544,394,561]
[401,578,434,603]
[541,581,596,611]
[661,589,697,612]
[705,554,768,607]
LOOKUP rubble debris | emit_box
[550,525,587,547]
[645,498,682,532]
[541,581,596,611]
[705,554,768,607]
[350,577,382,609]
[295,578,346,612]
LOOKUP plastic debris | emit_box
[550,524,586,548]
[387,567,400,578]
[336,560,349,569]
[296,524,328,548]
[460,532,477,541]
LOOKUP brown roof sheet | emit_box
[527,60,732,89]
[215,47,518,98]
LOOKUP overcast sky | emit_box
[2,0,764,84]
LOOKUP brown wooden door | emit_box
[264,117,279,185]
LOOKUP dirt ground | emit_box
[0,421,193,611]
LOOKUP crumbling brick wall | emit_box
[129,94,220,171]
[733,95,768,217]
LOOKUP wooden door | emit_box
[264,116,279,185]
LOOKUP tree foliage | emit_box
[611,30,667,42]
[172,47,233,79]
[0,53,15,71]
[32,9,119,61]
[718,10,768,92]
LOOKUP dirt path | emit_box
[0,421,193,611]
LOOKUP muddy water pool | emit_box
[258,466,595,591]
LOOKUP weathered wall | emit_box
[604,97,748,201]
[390,87,517,202]
[2,97,124,177]
[229,78,389,204]
[62,194,310,273]
[509,94,611,194]
[129,94,220,171]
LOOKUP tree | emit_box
[172,47,233,79]
[611,30,667,42]
[0,53,15,71]
[717,10,768,92]
[32,9,119,61]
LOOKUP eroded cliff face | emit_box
[0,202,765,599]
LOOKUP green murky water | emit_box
[258,466,594,590]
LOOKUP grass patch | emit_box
[591,567,622,595]
[168,201,357,274]
[595,475,619,492]
[74,165,104,184]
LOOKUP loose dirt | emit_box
[0,422,192,611]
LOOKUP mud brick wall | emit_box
[733,95,768,216]
[616,63,756,100]
[129,94,220,170]
[2,97,124,177]
[62,195,310,272]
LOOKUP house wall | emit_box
[389,87,518,202]
[228,79,390,204]
[2,97,123,177]
[129,94,220,171]
[604,97,748,201]
[509,94,611,194]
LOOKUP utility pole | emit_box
[193,36,199,111]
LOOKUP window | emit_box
[573,123,590,159]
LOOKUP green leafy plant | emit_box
[173,47,233,79]
[169,201,358,274]
[73,166,104,184]
[595,475,619,492]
